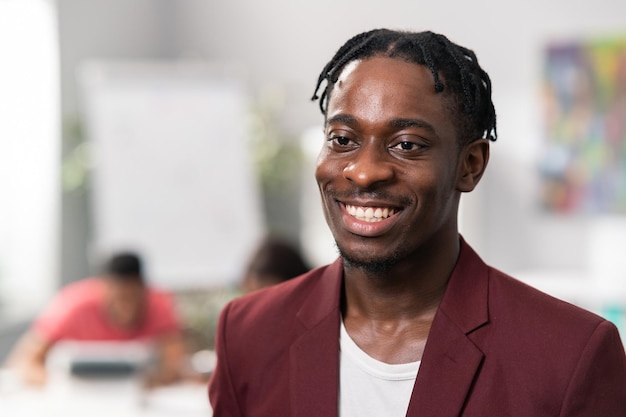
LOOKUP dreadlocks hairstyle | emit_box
[311,29,497,145]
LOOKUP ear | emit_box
[456,139,490,192]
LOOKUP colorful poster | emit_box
[540,37,626,214]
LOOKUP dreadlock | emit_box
[311,29,497,144]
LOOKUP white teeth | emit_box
[345,204,396,222]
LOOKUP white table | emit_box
[0,369,212,416]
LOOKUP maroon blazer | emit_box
[209,239,626,416]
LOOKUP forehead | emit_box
[106,277,143,292]
[327,57,455,137]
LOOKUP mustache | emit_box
[324,188,413,207]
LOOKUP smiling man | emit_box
[208,29,626,416]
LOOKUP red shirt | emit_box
[32,278,180,343]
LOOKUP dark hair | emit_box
[312,29,497,145]
[103,252,144,283]
[245,237,310,284]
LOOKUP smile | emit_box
[345,204,397,223]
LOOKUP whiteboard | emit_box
[79,61,263,290]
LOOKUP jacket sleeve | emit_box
[559,320,626,416]
[208,301,244,417]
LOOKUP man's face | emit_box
[105,277,146,328]
[315,56,464,270]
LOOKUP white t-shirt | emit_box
[339,321,420,417]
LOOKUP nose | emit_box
[343,146,394,189]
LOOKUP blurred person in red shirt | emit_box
[5,251,186,387]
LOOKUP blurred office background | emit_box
[1,0,626,359]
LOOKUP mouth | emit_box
[344,204,399,223]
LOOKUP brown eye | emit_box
[330,136,351,146]
[392,141,419,151]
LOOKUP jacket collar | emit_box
[295,258,344,330]
[438,237,490,334]
[289,238,490,417]
[290,258,343,417]
[407,237,490,416]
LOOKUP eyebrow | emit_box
[326,114,436,134]
[325,114,357,127]
[388,118,436,134]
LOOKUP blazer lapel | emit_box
[407,239,490,417]
[406,314,485,417]
[290,259,343,417]
[288,239,490,417]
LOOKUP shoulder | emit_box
[454,239,613,352]
[224,263,336,324]
[212,262,341,382]
[481,268,626,410]
[146,286,176,304]
[50,277,104,308]
[456,238,606,332]
[144,286,179,321]
[31,278,104,340]
[217,261,341,348]
[61,276,104,292]
[484,266,620,369]
[488,267,605,329]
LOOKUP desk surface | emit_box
[0,369,212,417]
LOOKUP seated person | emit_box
[5,251,186,387]
[240,236,311,293]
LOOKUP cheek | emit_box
[315,148,336,186]
[404,163,453,201]
[421,165,461,214]
[315,153,343,223]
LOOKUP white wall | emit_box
[49,0,626,316]
[57,0,175,115]
[56,0,176,285]
[0,0,60,317]
[79,60,263,289]
[174,0,626,280]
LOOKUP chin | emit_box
[338,245,402,275]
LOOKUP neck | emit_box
[341,234,460,321]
